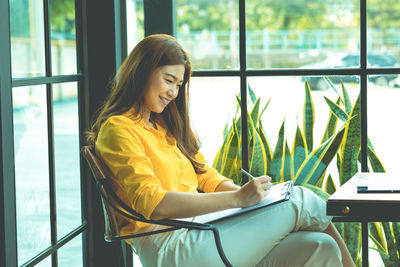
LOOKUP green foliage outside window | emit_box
[212,80,400,266]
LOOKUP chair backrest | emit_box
[81,147,233,266]
[81,145,121,241]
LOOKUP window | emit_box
[2,0,145,266]
[173,0,400,265]
[3,0,84,265]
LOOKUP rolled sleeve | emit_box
[195,152,232,193]
[96,118,167,219]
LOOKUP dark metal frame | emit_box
[1,0,89,266]
[98,180,232,266]
[2,0,400,266]
[0,0,18,266]
[188,1,398,266]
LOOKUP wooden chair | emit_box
[81,145,232,267]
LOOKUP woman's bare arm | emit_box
[215,180,241,192]
[150,176,271,220]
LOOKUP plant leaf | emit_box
[324,76,341,97]
[303,81,315,152]
[343,223,362,264]
[250,98,260,130]
[369,222,387,253]
[303,184,331,201]
[325,174,336,195]
[259,97,271,118]
[294,122,346,185]
[292,124,307,176]
[339,95,361,185]
[248,83,257,104]
[249,130,267,177]
[258,121,272,175]
[268,120,285,182]
[341,83,352,114]
[324,96,349,122]
[381,222,400,266]
[368,146,386,173]
[282,140,293,181]
[321,97,340,144]
[221,119,239,178]
[212,124,234,170]
[393,223,400,258]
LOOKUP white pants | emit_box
[130,186,342,267]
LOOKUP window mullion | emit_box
[42,0,58,266]
[360,0,368,172]
[239,0,249,182]
[0,0,18,265]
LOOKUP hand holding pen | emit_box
[236,169,273,206]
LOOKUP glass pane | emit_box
[189,77,240,164]
[35,257,51,267]
[53,83,81,238]
[246,0,360,69]
[248,76,359,184]
[367,0,400,71]
[13,85,50,264]
[176,0,239,70]
[50,0,77,75]
[127,0,144,52]
[58,234,83,267]
[368,75,400,174]
[10,0,46,78]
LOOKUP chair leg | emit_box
[121,240,134,267]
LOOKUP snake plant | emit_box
[212,79,394,266]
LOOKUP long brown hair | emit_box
[86,34,205,173]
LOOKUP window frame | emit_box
[184,0,400,183]
[2,0,400,266]
[0,0,128,265]
[1,0,86,265]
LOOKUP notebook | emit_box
[179,180,294,224]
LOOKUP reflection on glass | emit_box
[189,77,240,164]
[368,75,400,174]
[176,0,239,70]
[10,0,46,77]
[13,85,50,264]
[50,0,77,75]
[58,234,83,267]
[246,0,360,69]
[302,75,359,91]
[53,83,81,238]
[127,0,144,52]
[367,0,400,70]
[248,76,359,182]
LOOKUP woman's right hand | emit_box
[234,176,272,208]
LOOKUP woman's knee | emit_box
[290,186,332,232]
[257,231,342,267]
[311,232,342,266]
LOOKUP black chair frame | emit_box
[82,146,232,267]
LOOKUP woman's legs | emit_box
[323,222,356,267]
[255,231,342,267]
[131,186,344,267]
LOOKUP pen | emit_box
[357,186,400,194]
[240,168,255,180]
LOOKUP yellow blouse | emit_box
[95,109,231,234]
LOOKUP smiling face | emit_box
[142,64,185,121]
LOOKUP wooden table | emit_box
[327,172,400,267]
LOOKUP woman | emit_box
[86,34,355,267]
